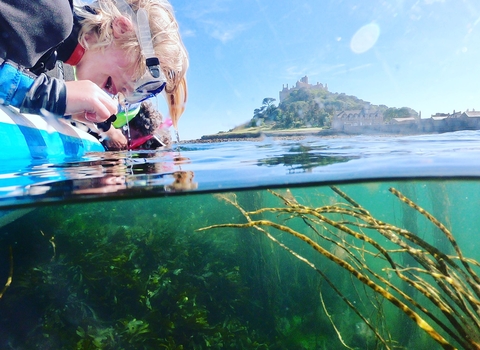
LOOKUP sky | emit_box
[156,0,480,140]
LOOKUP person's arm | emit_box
[70,112,128,150]
[0,60,116,121]
[0,57,68,115]
[0,0,116,120]
[19,72,67,116]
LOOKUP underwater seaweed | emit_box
[200,186,480,350]
[0,199,274,349]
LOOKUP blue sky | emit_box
[160,0,480,140]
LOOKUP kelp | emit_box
[199,186,480,350]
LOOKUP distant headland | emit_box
[198,76,480,141]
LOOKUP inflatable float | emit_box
[0,104,105,160]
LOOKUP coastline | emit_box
[179,127,340,144]
[179,122,480,144]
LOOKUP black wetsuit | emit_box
[0,0,77,116]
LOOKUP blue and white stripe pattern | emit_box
[0,104,104,160]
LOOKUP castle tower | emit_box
[279,76,327,102]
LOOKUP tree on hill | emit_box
[251,98,279,126]
[383,107,418,121]
[274,88,369,128]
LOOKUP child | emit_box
[109,101,172,150]
[71,100,171,150]
[0,0,188,131]
[123,101,172,149]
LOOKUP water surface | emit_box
[2,131,480,207]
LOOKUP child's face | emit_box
[75,44,139,97]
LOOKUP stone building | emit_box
[279,76,328,102]
[332,108,480,135]
[332,110,384,130]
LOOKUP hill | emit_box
[203,87,418,140]
[247,89,417,129]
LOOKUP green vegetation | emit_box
[235,88,418,132]
[0,193,346,349]
[383,107,419,122]
[0,199,275,349]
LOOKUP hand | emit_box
[64,80,117,122]
[101,127,128,151]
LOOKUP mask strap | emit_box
[137,9,161,78]
[114,0,162,78]
[114,0,138,32]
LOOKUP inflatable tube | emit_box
[0,105,104,160]
[0,208,34,229]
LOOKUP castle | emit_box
[279,76,328,102]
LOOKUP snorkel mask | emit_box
[129,133,165,150]
[115,0,167,103]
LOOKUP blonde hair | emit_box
[75,0,188,129]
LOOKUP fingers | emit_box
[85,112,100,123]
[102,128,128,151]
[64,80,118,122]
[103,138,128,151]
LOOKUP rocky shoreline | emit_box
[178,124,474,144]
[179,135,310,144]
[179,128,340,144]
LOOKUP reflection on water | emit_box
[3,132,480,207]
[256,144,356,173]
[0,150,199,206]
[0,180,479,349]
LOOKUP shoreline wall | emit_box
[334,117,480,135]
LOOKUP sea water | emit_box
[1,132,480,349]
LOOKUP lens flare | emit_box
[350,23,380,54]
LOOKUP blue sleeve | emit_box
[0,60,67,116]
[0,61,34,107]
